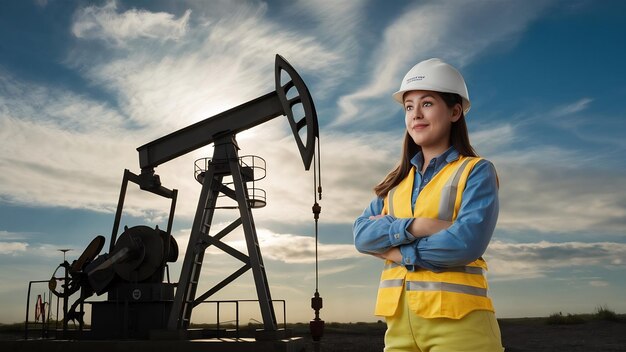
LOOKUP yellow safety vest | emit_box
[375,156,495,319]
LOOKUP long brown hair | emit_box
[373,92,478,198]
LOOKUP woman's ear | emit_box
[450,103,462,122]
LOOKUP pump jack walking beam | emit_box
[136,54,318,176]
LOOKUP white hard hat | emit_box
[393,58,471,114]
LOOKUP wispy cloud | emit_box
[544,98,626,150]
[0,70,136,212]
[2,0,622,243]
[550,97,593,117]
[292,0,364,43]
[287,0,366,94]
[174,225,360,264]
[0,237,93,258]
[72,0,191,46]
[493,155,626,234]
[0,230,29,240]
[466,104,626,236]
[65,0,341,135]
[0,241,28,255]
[486,240,626,281]
[256,229,359,264]
[0,2,342,223]
[0,230,32,257]
[472,123,517,155]
[589,280,609,287]
[333,0,555,126]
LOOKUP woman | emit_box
[353,58,503,351]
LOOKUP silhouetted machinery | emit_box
[45,55,324,344]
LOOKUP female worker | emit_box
[353,58,504,351]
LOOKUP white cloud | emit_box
[472,123,517,155]
[550,97,593,117]
[0,242,28,255]
[589,280,609,287]
[6,58,625,239]
[290,0,367,59]
[293,0,364,40]
[333,0,555,126]
[174,225,360,265]
[66,0,341,136]
[3,54,625,241]
[493,157,626,234]
[0,239,91,260]
[0,71,135,212]
[256,228,360,264]
[0,230,27,240]
[485,240,626,281]
[0,1,342,223]
[288,0,365,93]
[467,113,626,236]
[3,0,622,244]
[0,2,411,231]
[543,98,626,150]
[3,0,626,325]
[72,0,191,46]
[233,124,401,225]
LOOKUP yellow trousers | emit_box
[384,289,504,352]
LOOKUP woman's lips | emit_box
[413,124,428,130]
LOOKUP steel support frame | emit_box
[168,134,277,332]
[109,169,178,254]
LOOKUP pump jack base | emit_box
[1,337,306,352]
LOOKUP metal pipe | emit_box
[24,281,32,340]
[110,170,130,253]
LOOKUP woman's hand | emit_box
[409,218,452,238]
[368,214,451,238]
[366,215,450,263]
[373,247,402,263]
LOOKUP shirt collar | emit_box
[410,146,460,171]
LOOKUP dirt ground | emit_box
[3,319,626,351]
[498,319,626,352]
[301,319,626,352]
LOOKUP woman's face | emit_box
[403,90,461,152]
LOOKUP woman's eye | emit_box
[422,101,433,107]
[405,106,413,111]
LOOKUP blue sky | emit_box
[1,0,626,325]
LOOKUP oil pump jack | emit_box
[37,55,324,345]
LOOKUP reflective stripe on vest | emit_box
[438,158,472,221]
[406,281,487,297]
[387,187,397,217]
[385,157,473,220]
[375,156,495,319]
[383,261,402,270]
[380,279,404,288]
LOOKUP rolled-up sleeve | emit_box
[399,159,499,270]
[353,197,415,254]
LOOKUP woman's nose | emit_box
[410,108,422,120]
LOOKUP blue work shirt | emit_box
[353,147,499,271]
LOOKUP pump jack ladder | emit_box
[171,134,277,331]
